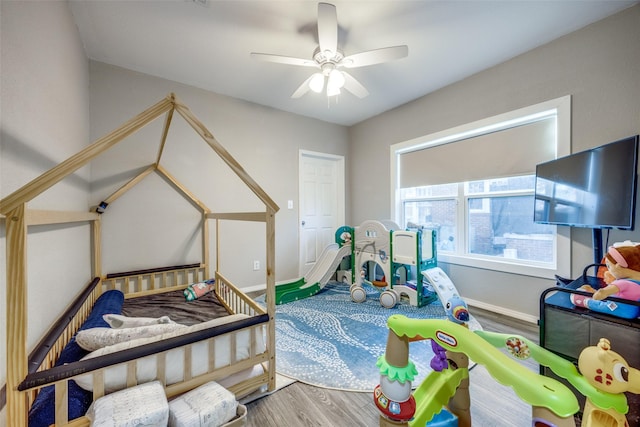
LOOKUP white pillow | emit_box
[103,314,175,329]
[74,314,262,393]
[76,323,187,351]
[85,380,168,427]
[168,381,237,427]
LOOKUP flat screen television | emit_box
[534,135,639,230]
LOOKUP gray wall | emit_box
[2,4,640,424]
[88,62,350,286]
[0,4,349,424]
[0,1,90,425]
[349,6,640,319]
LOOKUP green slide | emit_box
[275,278,321,305]
[386,316,581,419]
[410,368,467,426]
[276,243,351,304]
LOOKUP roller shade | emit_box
[398,117,556,188]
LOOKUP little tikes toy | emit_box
[577,338,640,427]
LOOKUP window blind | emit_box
[398,117,557,188]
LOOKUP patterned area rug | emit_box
[258,281,481,392]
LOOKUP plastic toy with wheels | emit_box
[374,306,640,426]
[346,220,438,308]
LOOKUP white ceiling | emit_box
[69,0,637,126]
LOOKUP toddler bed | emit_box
[1,94,278,426]
[24,264,271,427]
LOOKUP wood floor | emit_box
[244,307,556,427]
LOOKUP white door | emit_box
[299,150,345,277]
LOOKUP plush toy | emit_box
[597,244,640,300]
[571,243,640,318]
[183,278,216,301]
[577,338,640,426]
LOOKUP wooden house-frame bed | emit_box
[0,93,278,426]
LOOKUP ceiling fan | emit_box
[250,2,408,99]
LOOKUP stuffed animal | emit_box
[596,244,640,300]
[571,244,640,318]
[577,338,640,426]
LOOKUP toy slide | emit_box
[276,243,352,304]
[422,267,459,305]
[386,316,580,423]
[411,367,467,427]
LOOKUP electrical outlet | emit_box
[253,260,260,271]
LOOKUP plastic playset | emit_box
[340,220,439,308]
[374,285,640,427]
[276,219,440,308]
[273,219,640,425]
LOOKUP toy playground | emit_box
[274,219,640,426]
[374,300,640,427]
[276,219,441,308]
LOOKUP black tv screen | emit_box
[534,135,639,229]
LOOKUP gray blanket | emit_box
[121,289,229,325]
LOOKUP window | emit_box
[391,97,571,278]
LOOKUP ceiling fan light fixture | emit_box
[251,3,407,100]
[327,69,345,90]
[327,85,341,97]
[309,73,325,93]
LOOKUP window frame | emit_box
[390,96,572,279]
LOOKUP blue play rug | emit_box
[258,281,481,392]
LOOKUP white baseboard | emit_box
[242,283,267,294]
[465,297,539,325]
[242,284,540,325]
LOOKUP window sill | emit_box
[437,252,561,280]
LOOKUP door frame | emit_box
[298,150,346,277]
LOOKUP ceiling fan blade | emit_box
[317,2,338,57]
[291,75,315,99]
[342,71,369,98]
[250,52,318,68]
[341,45,409,68]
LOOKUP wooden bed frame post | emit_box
[215,219,220,273]
[202,211,210,278]
[5,204,29,426]
[92,217,102,278]
[266,207,277,391]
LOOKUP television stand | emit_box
[592,228,603,266]
[539,277,640,426]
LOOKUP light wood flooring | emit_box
[244,307,559,427]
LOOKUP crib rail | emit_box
[101,263,207,297]
[25,277,102,410]
[20,315,269,426]
[28,278,101,373]
[216,271,266,316]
